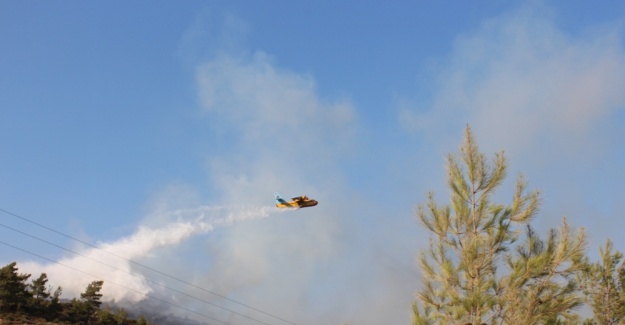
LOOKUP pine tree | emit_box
[75,280,104,324]
[412,126,586,325]
[29,273,50,301]
[0,262,31,312]
[580,239,625,325]
[47,286,63,320]
[28,272,51,314]
[80,280,104,310]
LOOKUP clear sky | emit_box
[1,1,624,324]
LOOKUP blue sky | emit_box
[1,1,624,324]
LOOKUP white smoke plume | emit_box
[18,205,285,303]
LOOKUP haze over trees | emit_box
[412,126,623,325]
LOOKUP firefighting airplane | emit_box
[275,192,318,209]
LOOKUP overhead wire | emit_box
[0,221,273,325]
[0,240,226,325]
[0,207,297,325]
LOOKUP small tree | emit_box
[29,273,50,301]
[75,280,104,324]
[580,239,625,325]
[0,262,31,312]
[47,286,63,320]
[28,273,51,314]
[81,280,104,310]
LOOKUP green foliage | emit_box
[0,262,146,324]
[29,273,50,302]
[0,261,31,312]
[580,239,625,325]
[27,273,52,315]
[413,126,587,325]
[95,305,126,325]
[69,280,105,323]
[497,222,587,324]
[47,286,63,318]
[64,297,91,324]
[81,280,104,311]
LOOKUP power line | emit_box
[0,239,226,325]
[0,207,297,325]
[0,221,273,325]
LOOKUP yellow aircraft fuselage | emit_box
[275,194,318,208]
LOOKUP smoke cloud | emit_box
[18,205,284,304]
[399,3,625,240]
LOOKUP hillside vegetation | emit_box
[0,262,148,325]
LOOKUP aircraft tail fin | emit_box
[275,192,287,204]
